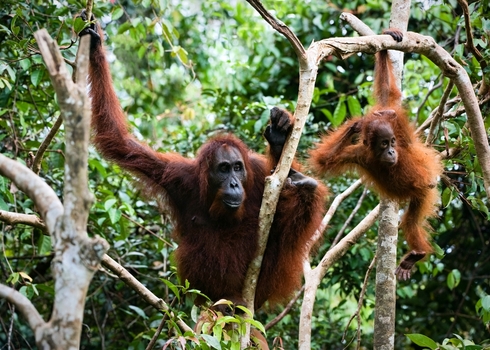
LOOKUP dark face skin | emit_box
[373,124,397,166]
[209,145,247,209]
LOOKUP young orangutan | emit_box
[310,29,443,280]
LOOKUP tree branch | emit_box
[0,284,45,332]
[101,255,193,333]
[241,3,314,347]
[31,115,63,175]
[457,0,488,96]
[0,155,63,233]
[30,29,109,348]
[245,0,306,59]
[314,179,363,238]
[0,210,193,334]
[299,205,380,349]
[0,210,47,231]
[425,80,455,144]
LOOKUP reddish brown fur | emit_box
[84,22,327,309]
[310,30,443,279]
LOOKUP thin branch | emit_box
[415,76,443,122]
[265,285,304,331]
[0,155,63,234]
[146,311,170,350]
[101,255,193,334]
[314,179,363,239]
[417,92,460,133]
[245,0,306,59]
[340,13,375,35]
[425,80,455,144]
[0,284,45,332]
[32,115,63,175]
[85,0,94,25]
[0,210,46,231]
[457,0,485,65]
[121,213,172,246]
[331,186,368,247]
[101,255,168,311]
[342,255,376,350]
[319,205,380,271]
[241,2,315,345]
[299,205,380,349]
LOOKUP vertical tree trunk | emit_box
[373,199,398,349]
[373,1,411,348]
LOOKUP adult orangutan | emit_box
[79,12,327,309]
[310,29,443,280]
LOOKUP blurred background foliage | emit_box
[0,0,489,348]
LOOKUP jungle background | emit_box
[0,0,489,348]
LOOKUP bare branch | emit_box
[332,186,368,247]
[32,28,108,348]
[242,3,315,342]
[457,0,488,96]
[265,286,304,331]
[101,255,169,312]
[0,155,63,233]
[0,210,47,231]
[0,284,45,332]
[315,179,363,237]
[415,76,443,122]
[425,81,455,144]
[340,13,375,36]
[319,205,380,271]
[32,115,63,175]
[85,0,94,25]
[299,205,380,349]
[342,256,376,349]
[101,255,192,333]
[245,0,306,59]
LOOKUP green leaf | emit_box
[441,187,453,208]
[20,285,34,299]
[73,17,88,35]
[128,305,148,320]
[108,208,121,224]
[37,235,52,255]
[212,323,222,341]
[161,279,180,301]
[331,97,347,127]
[173,46,188,65]
[117,22,133,35]
[7,272,20,285]
[200,334,221,350]
[235,305,253,317]
[104,198,117,211]
[161,18,176,42]
[215,316,239,325]
[112,7,124,21]
[481,295,490,311]
[89,159,107,178]
[346,95,362,117]
[447,269,461,290]
[406,333,438,349]
[31,70,42,87]
[245,319,266,334]
[0,196,8,211]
